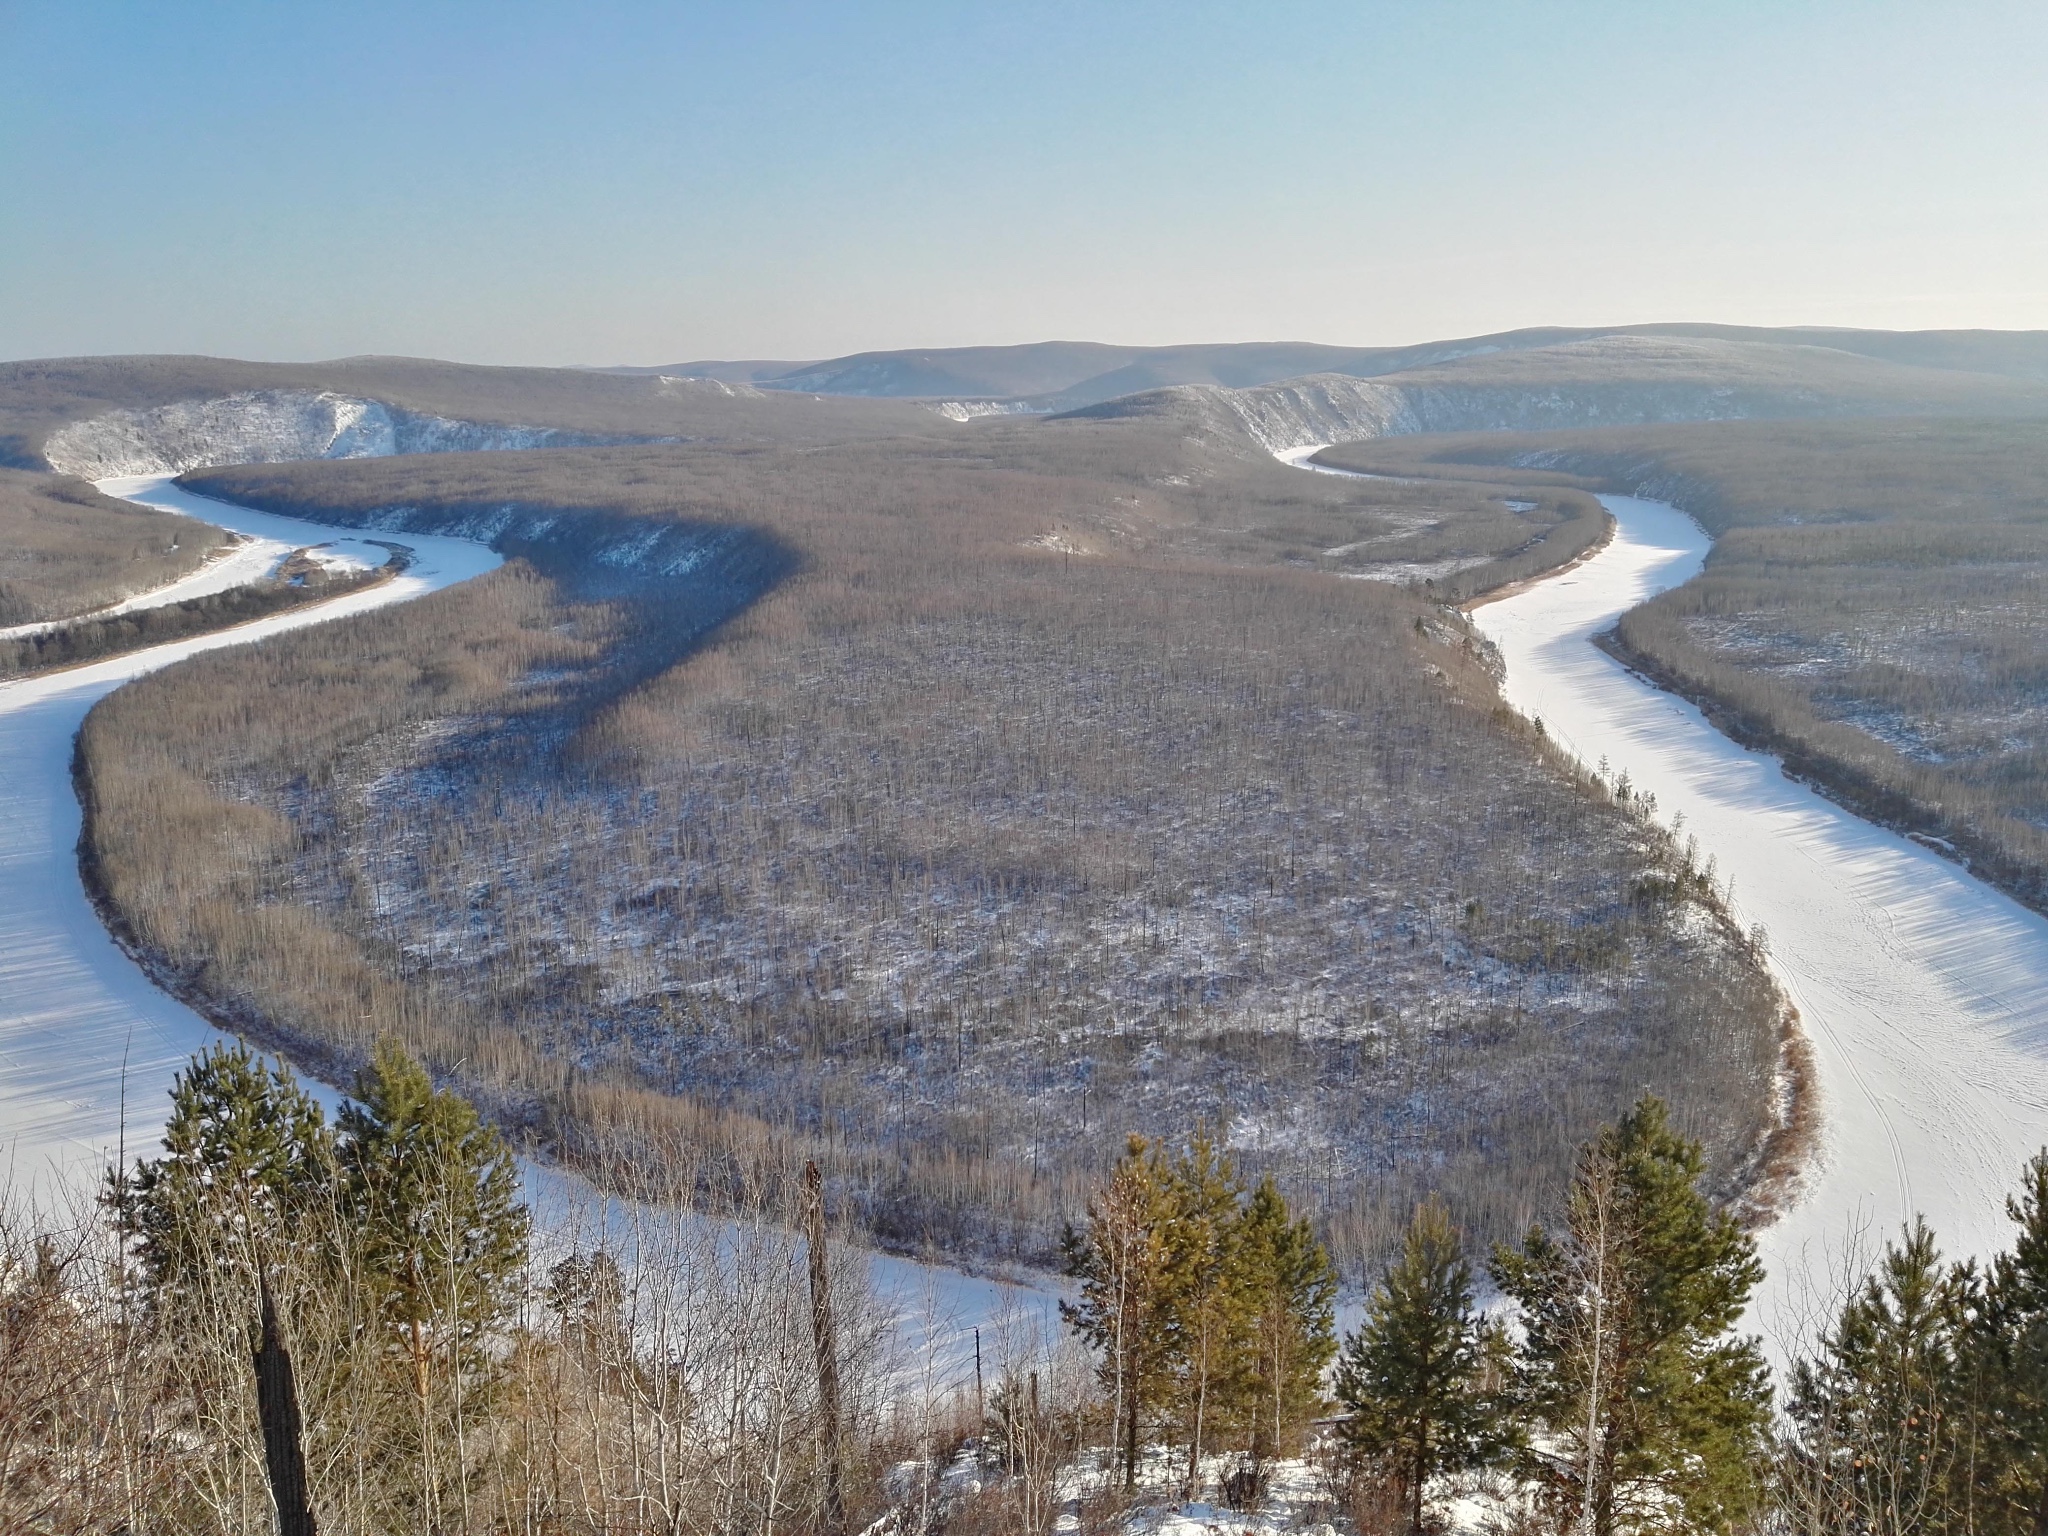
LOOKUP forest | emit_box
[1324,419,2048,916]
[69,412,1786,1277]
[0,467,226,626]
[0,545,395,677]
[6,1044,2045,1536]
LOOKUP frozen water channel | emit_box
[0,474,500,1201]
[0,473,1052,1375]
[17,461,2047,1378]
[1471,494,2048,1348]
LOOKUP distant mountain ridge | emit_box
[1059,335,2048,454]
[642,324,2048,410]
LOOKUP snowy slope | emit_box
[1470,497,2048,1355]
[41,390,589,479]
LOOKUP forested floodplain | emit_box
[1325,419,2048,916]
[72,418,1784,1274]
[0,466,227,626]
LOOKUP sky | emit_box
[4,1,2046,366]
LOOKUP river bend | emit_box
[1472,495,2048,1345]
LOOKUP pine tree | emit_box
[1236,1175,1337,1464]
[1061,1135,1176,1489]
[1337,1200,1501,1534]
[1159,1131,1251,1498]
[1493,1096,1769,1536]
[1783,1219,1972,1536]
[1966,1150,2048,1536]
[339,1039,530,1526]
[110,1042,334,1298]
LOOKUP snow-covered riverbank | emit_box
[1471,494,2048,1349]
[0,472,1056,1377]
[0,475,500,1202]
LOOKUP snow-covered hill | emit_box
[41,389,598,479]
[1066,335,2048,454]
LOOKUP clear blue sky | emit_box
[4,1,2044,365]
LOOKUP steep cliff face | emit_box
[41,390,599,479]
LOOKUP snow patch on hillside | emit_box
[42,390,593,478]
[931,399,1044,422]
[656,375,763,400]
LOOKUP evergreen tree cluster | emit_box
[1332,1105,2048,1536]
[1782,1154,2048,1536]
[108,1038,529,1530]
[1067,1100,1776,1534]
[27,1045,2048,1536]
[1060,1132,1339,1493]
[1334,1097,1772,1536]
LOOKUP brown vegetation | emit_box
[74,420,1785,1276]
[0,467,226,626]
[1326,418,2048,915]
[1,550,393,677]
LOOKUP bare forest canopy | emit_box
[69,415,1787,1277]
[1,548,396,679]
[0,353,948,467]
[1324,416,2048,916]
[0,467,227,626]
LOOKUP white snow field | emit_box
[1471,495,2048,1349]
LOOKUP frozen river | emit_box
[1472,494,2048,1347]
[14,465,2048,1370]
[0,474,501,1200]
[0,473,1050,1377]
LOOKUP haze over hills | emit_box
[642,322,2048,410]
[1066,334,2048,453]
[14,327,2048,482]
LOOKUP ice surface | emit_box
[0,474,1059,1363]
[1471,496,2048,1354]
[0,476,500,1206]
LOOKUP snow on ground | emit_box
[0,475,498,1208]
[0,474,390,640]
[41,391,581,479]
[0,472,1059,1369]
[1470,496,2048,1357]
[1273,448,2048,1357]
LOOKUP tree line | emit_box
[1,548,394,678]
[9,1048,2048,1534]
[1061,1095,2048,1536]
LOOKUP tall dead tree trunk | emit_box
[803,1160,847,1536]
[254,1274,317,1536]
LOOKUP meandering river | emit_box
[0,474,500,1201]
[0,472,1046,1372]
[10,465,2048,1364]
[1471,494,2048,1347]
